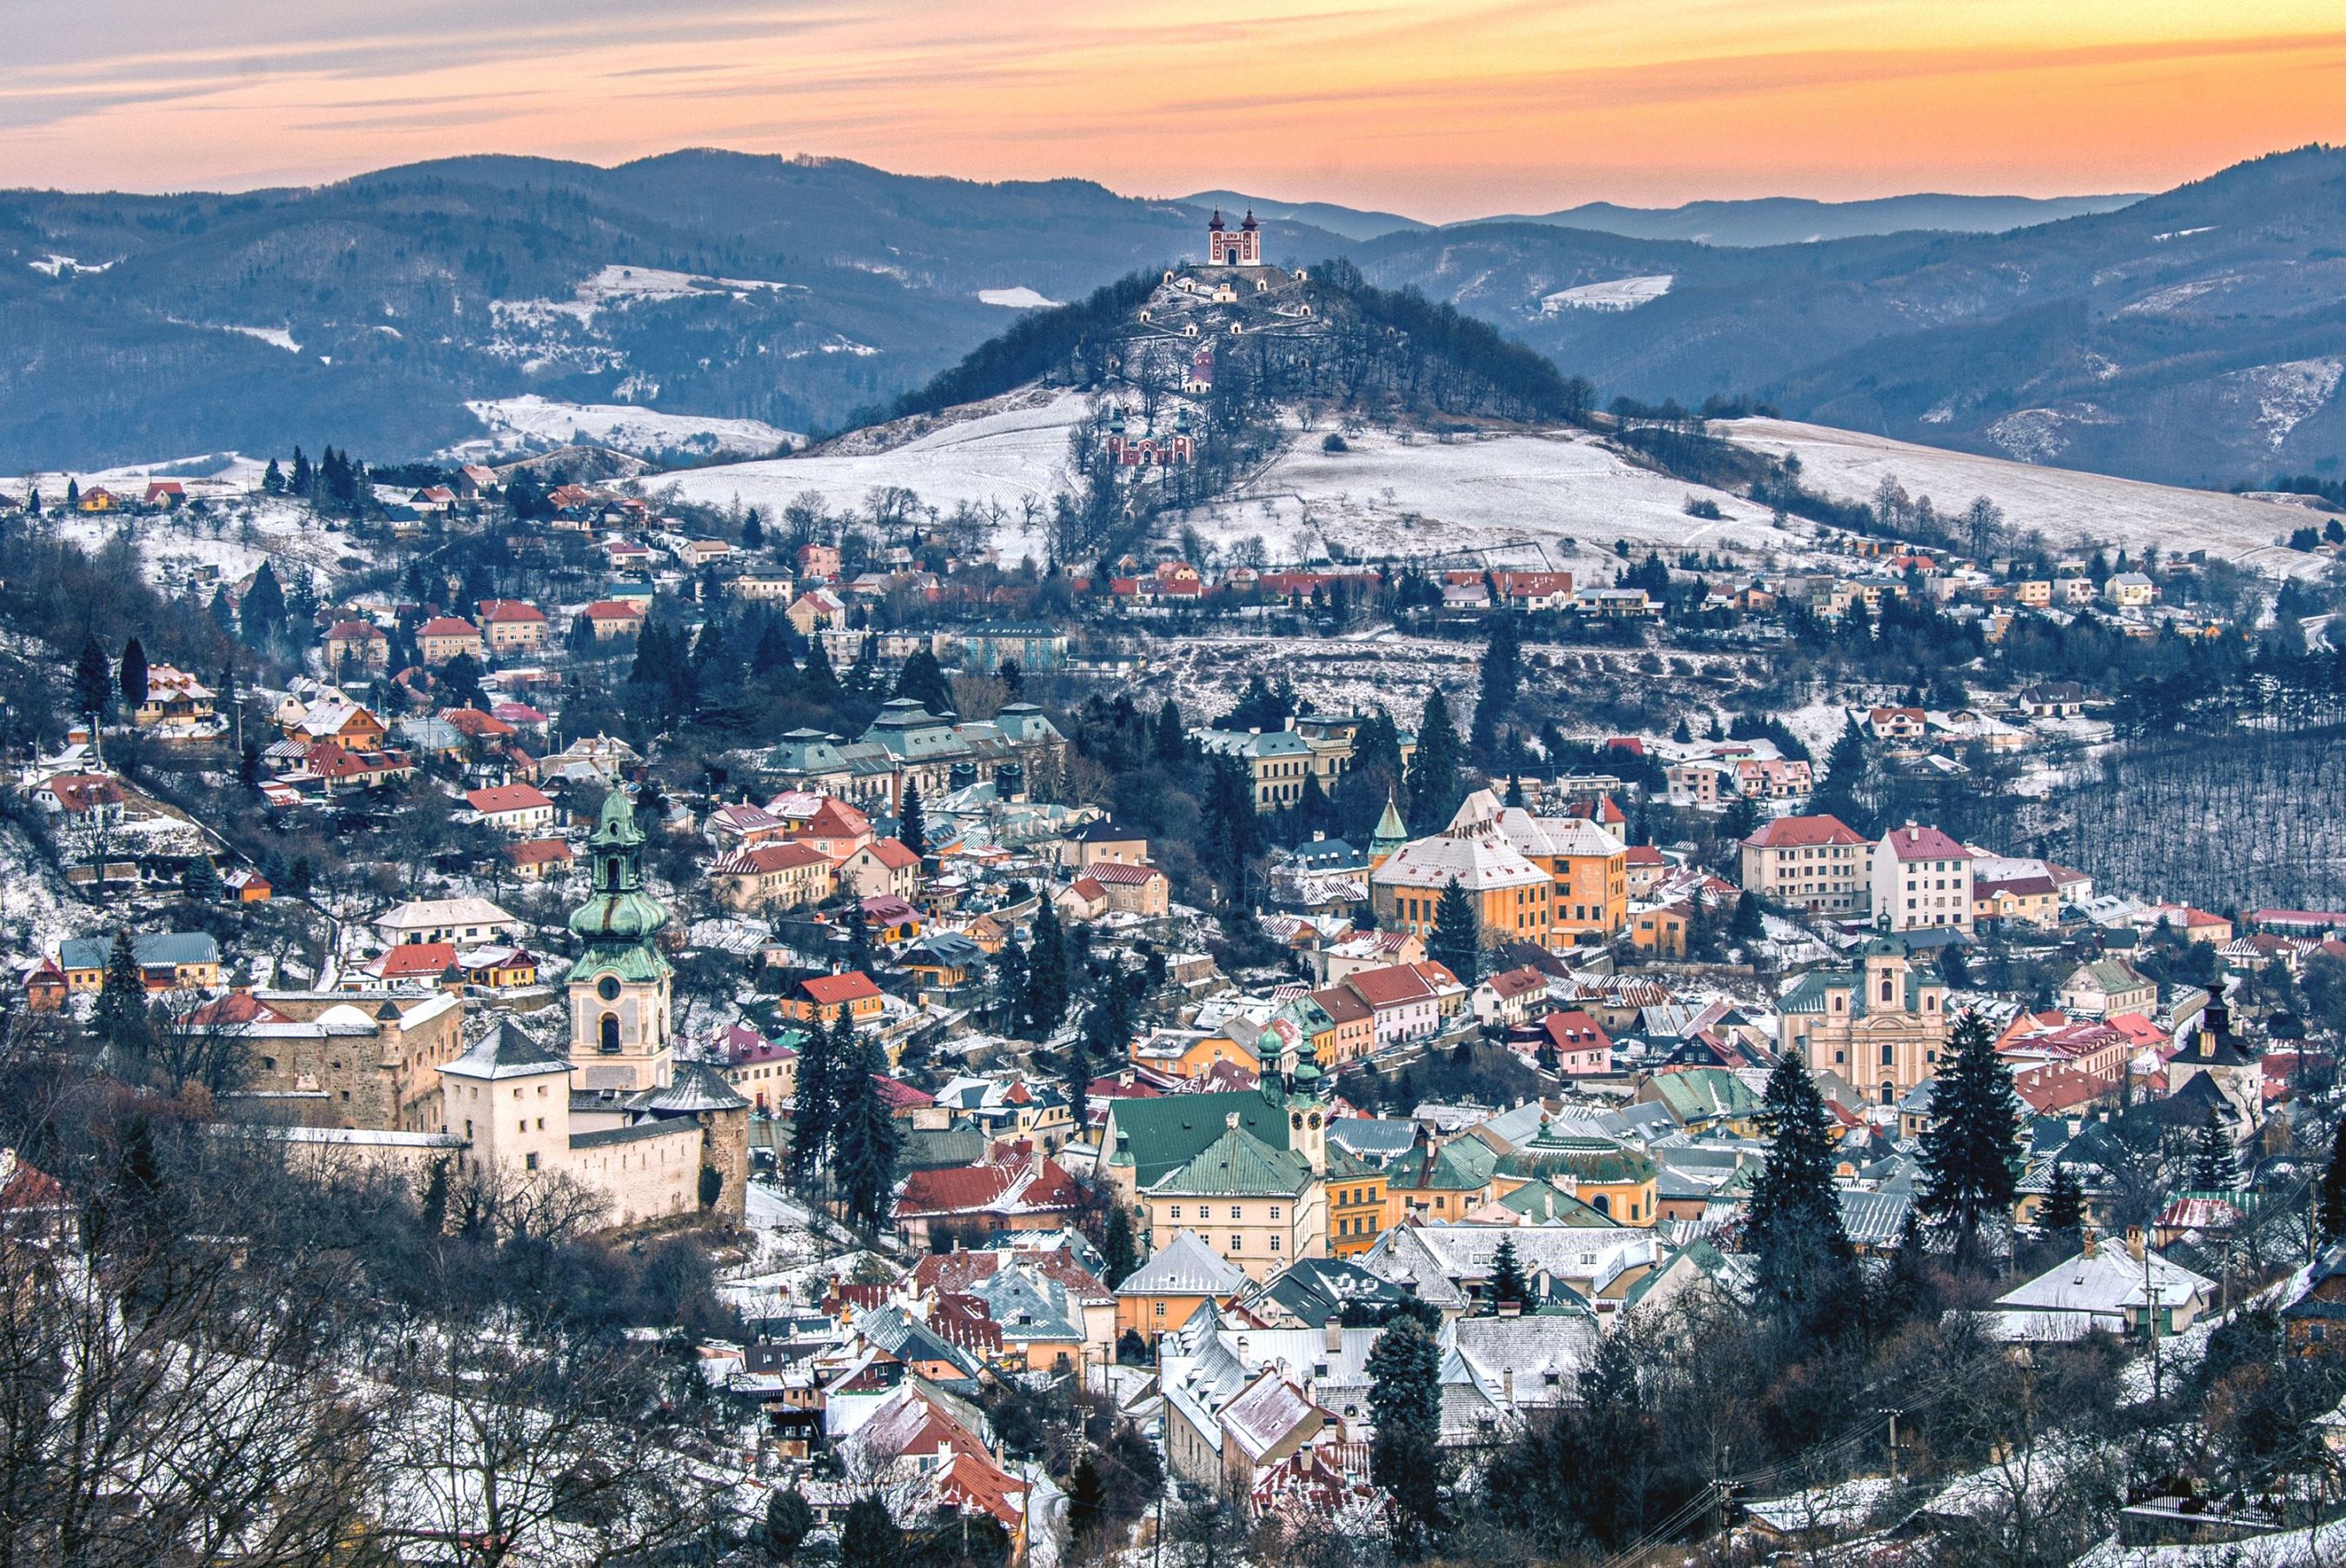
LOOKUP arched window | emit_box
[1592,1194,1610,1216]
[1881,977,1894,1002]
[1880,1082,1895,1105]
[599,1013,620,1054]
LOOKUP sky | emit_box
[7,1,2346,221]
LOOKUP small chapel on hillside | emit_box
[1207,207,1262,267]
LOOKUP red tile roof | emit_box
[376,942,460,981]
[799,971,881,1006]
[1744,814,1868,849]
[1879,823,1966,861]
[475,599,547,624]
[418,617,479,638]
[466,783,552,815]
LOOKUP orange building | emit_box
[1494,806,1628,943]
[1369,791,1553,948]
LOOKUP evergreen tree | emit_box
[2319,1117,2346,1244]
[117,637,149,712]
[262,457,284,494]
[838,1496,901,1568]
[2040,1162,2086,1239]
[1746,1050,1856,1337]
[844,635,878,697]
[1153,698,1188,764]
[2189,1109,2235,1192]
[1917,1009,2022,1266]
[1812,718,1872,832]
[1407,689,1462,831]
[762,1487,814,1562]
[741,506,765,551]
[751,616,793,677]
[1488,1232,1529,1309]
[1430,877,1481,982]
[64,478,79,510]
[789,1017,836,1188]
[73,635,112,721]
[1067,1459,1107,1550]
[290,446,312,495]
[891,649,955,716]
[1021,897,1070,1039]
[1102,1204,1137,1287]
[95,929,150,1055]
[897,781,928,858]
[241,561,287,646]
[1367,1313,1445,1558]
[418,1159,449,1236]
[1469,614,1521,764]
[181,856,223,904]
[832,1035,903,1231]
[802,637,838,699]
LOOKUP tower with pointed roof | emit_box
[1369,791,1408,870]
[567,789,674,1091]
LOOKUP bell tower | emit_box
[567,788,674,1092]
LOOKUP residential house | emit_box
[417,617,484,665]
[464,783,558,836]
[475,599,549,654]
[1741,815,1872,916]
[1869,823,1974,933]
[2058,957,2157,1020]
[712,842,836,911]
[839,837,923,902]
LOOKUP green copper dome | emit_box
[569,788,670,944]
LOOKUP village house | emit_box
[474,599,549,654]
[464,782,558,836]
[417,617,484,665]
[507,838,575,881]
[1741,815,1872,915]
[1869,823,1974,933]
[838,837,923,903]
[581,600,646,641]
[2058,956,2158,1019]
[711,841,836,911]
[325,620,389,672]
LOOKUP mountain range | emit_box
[4,146,2343,489]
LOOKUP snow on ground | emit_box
[1540,275,1673,313]
[0,819,83,956]
[491,262,802,327]
[1725,417,2333,577]
[659,390,1088,559]
[225,324,301,353]
[26,254,114,276]
[978,287,1062,308]
[1183,421,1799,567]
[1137,630,1484,720]
[451,396,800,462]
[29,488,385,592]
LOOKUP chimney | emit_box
[1226,1111,1241,1131]
[2125,1226,2145,1263]
[1324,1317,1342,1353]
[2080,1227,2097,1258]
[1501,1368,1514,1406]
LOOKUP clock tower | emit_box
[567,788,674,1091]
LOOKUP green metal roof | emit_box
[1146,1123,1311,1198]
[1106,1091,1291,1188]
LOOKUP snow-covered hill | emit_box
[657,382,2328,575]
[451,396,801,463]
[1726,418,2330,576]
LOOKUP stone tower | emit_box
[568,789,674,1092]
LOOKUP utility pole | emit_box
[1880,1407,1902,1493]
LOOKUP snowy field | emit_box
[1182,422,1799,568]
[1540,275,1673,313]
[978,287,1062,308]
[1726,418,2332,576]
[659,391,1086,559]
[450,396,800,462]
[491,263,802,327]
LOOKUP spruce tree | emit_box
[1470,614,1521,765]
[262,458,284,494]
[95,929,151,1055]
[118,637,149,712]
[788,1018,836,1188]
[1430,877,1481,982]
[1022,897,1070,1039]
[838,1496,900,1568]
[2189,1109,2235,1192]
[741,506,765,552]
[832,1035,903,1231]
[241,561,286,647]
[1102,1203,1137,1287]
[802,637,838,699]
[2318,1117,2346,1244]
[891,648,954,716]
[1154,698,1188,764]
[1488,1232,1529,1309]
[1407,689,1462,831]
[1367,1313,1445,1558]
[1917,1009,2021,1266]
[763,1487,814,1561]
[1746,1049,1855,1336]
[897,781,928,858]
[181,856,223,903]
[2040,1162,2086,1238]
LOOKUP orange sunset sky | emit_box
[8,1,2346,218]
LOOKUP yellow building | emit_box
[1370,791,1554,949]
[1326,1157,1388,1258]
[1494,806,1627,943]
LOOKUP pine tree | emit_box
[1746,1049,1855,1336]
[1488,1232,1529,1309]
[74,636,112,721]
[1407,689,1462,831]
[289,447,312,496]
[741,506,765,551]
[419,1158,449,1235]
[802,637,838,699]
[118,638,149,712]
[262,457,284,494]
[1102,1204,1137,1286]
[832,1035,903,1231]
[1917,1009,2022,1266]
[891,649,954,716]
[1470,614,1521,765]
[181,856,223,903]
[1154,698,1187,764]
[241,561,286,646]
[95,929,151,1055]
[763,1487,814,1562]
[2040,1162,2086,1238]
[1430,877,1481,983]
[2319,1118,2346,1244]
[838,1496,900,1568]
[1367,1313,1445,1558]
[789,1018,836,1188]
[2189,1109,2234,1193]
[1022,897,1070,1039]
[64,478,80,510]
[897,781,928,858]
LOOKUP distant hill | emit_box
[1353,146,2346,486]
[1492,192,2143,247]
[0,151,1352,472]
[1178,190,1430,242]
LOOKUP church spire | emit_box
[1370,790,1408,870]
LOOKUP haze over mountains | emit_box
[4,145,2343,491]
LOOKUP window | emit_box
[525,1152,538,1171]
[1269,1206,1282,1219]
[1170,1206,1182,1220]
[1154,1302,1166,1318]
[1269,1236,1282,1252]
[1882,1043,1894,1066]
[600,1013,620,1053]
[1230,1235,1243,1251]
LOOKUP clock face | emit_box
[596,975,622,1002]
